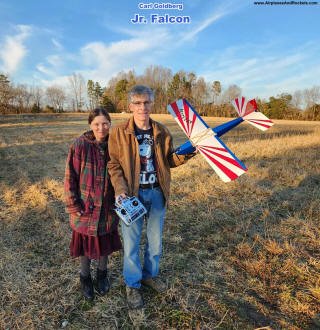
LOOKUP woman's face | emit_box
[90,115,111,142]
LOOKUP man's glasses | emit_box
[131,101,152,106]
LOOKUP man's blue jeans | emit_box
[121,187,166,288]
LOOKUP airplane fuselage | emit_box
[175,117,244,155]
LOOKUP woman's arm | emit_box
[64,144,83,214]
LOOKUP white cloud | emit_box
[181,11,226,42]
[35,52,75,81]
[31,28,172,88]
[0,25,32,73]
[37,74,71,88]
[201,41,320,99]
[18,2,240,88]
[181,0,245,42]
[81,38,152,65]
[36,63,55,76]
[72,3,240,85]
[36,55,65,78]
[78,29,172,83]
[31,0,316,102]
[51,38,63,50]
[47,55,64,67]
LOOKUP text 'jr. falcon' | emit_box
[167,97,274,182]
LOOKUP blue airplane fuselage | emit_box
[175,117,244,155]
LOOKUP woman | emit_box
[64,108,121,300]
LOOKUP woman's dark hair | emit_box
[88,107,111,124]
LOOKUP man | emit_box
[108,85,195,309]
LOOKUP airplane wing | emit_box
[167,99,209,139]
[168,98,247,182]
[196,133,247,182]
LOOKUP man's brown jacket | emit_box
[107,116,187,204]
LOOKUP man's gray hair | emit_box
[128,85,154,103]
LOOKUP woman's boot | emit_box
[80,273,94,300]
[95,268,110,296]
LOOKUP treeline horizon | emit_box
[1,65,320,120]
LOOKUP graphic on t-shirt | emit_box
[139,139,154,172]
[136,131,158,185]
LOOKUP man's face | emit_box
[129,94,153,122]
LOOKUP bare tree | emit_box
[12,84,32,113]
[68,73,86,112]
[30,86,43,112]
[142,65,172,112]
[143,65,172,90]
[212,81,222,105]
[221,84,242,104]
[192,77,208,106]
[291,90,303,109]
[303,86,320,108]
[46,85,66,112]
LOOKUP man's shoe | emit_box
[141,277,166,293]
[80,273,94,300]
[126,286,144,309]
[95,268,110,296]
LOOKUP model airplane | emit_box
[167,97,274,182]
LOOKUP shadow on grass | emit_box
[0,189,124,329]
[1,116,319,328]
[163,145,319,328]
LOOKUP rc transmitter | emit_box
[115,196,147,226]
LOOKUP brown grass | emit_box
[0,113,319,329]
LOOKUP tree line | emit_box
[1,66,319,120]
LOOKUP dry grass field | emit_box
[0,113,319,329]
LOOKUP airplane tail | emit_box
[233,97,274,131]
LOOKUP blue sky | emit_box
[0,0,319,99]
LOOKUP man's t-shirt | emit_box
[135,126,158,185]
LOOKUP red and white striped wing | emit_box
[243,112,274,131]
[167,99,209,139]
[197,134,247,182]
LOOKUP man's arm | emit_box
[165,128,196,168]
[107,127,129,199]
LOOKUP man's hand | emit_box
[116,193,127,204]
[185,150,198,160]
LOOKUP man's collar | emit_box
[125,116,157,135]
